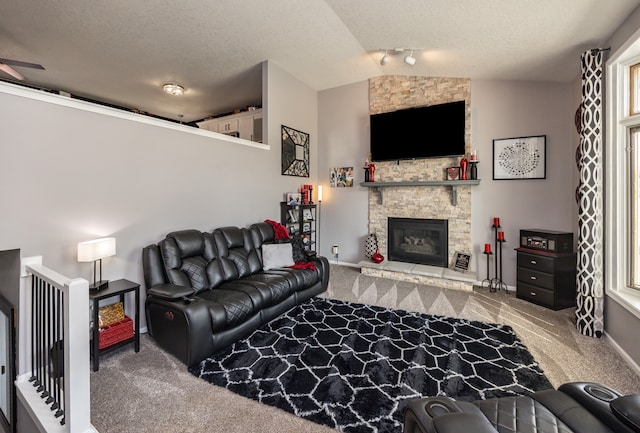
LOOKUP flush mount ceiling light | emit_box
[378,48,421,67]
[162,82,185,96]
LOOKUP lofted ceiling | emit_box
[1,0,638,123]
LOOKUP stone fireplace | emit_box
[360,76,476,291]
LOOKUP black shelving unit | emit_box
[280,202,316,253]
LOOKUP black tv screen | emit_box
[370,100,465,161]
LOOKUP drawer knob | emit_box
[530,276,537,280]
[530,260,537,265]
[530,292,536,296]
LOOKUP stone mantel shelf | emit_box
[360,180,481,206]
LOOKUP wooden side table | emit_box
[89,279,140,371]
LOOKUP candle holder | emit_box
[469,161,478,180]
[491,224,500,290]
[481,251,493,290]
[493,238,508,292]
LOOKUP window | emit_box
[631,63,640,115]
[606,40,640,305]
[631,126,640,288]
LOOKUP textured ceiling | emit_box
[0,0,638,122]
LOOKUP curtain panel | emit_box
[576,49,605,338]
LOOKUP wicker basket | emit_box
[98,315,134,349]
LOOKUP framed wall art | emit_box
[493,135,546,180]
[281,125,310,177]
[329,167,354,187]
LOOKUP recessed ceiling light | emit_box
[163,83,185,96]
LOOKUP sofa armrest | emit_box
[307,255,330,291]
[147,284,195,301]
[432,413,498,433]
[611,395,640,433]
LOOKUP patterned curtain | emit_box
[576,49,605,337]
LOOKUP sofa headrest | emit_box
[214,226,245,249]
[250,222,275,247]
[166,229,207,258]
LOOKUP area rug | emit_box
[189,297,552,433]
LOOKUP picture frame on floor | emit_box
[452,251,471,272]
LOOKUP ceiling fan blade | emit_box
[0,64,25,80]
[0,58,44,70]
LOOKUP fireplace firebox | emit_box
[388,218,448,267]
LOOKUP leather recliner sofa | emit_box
[404,382,640,433]
[142,221,329,367]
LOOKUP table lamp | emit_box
[77,237,116,291]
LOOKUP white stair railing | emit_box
[16,264,96,433]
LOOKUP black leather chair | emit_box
[404,382,640,433]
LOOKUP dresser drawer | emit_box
[517,282,554,308]
[517,252,555,273]
[517,267,554,289]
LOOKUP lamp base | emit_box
[89,280,110,291]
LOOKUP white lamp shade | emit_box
[317,185,323,202]
[77,237,116,262]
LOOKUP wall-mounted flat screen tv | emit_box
[370,100,465,161]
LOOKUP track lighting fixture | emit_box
[378,48,421,67]
[380,50,389,66]
[404,50,416,66]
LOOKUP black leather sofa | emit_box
[404,382,640,433]
[142,222,329,367]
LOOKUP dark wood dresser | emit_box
[516,248,576,310]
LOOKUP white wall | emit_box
[0,60,318,329]
[318,78,576,285]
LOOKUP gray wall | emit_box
[318,78,575,287]
[470,80,575,285]
[0,60,318,331]
[317,81,370,261]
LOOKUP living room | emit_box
[2,2,640,433]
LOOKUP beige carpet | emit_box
[90,265,640,433]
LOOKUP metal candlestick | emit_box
[481,251,493,290]
[491,224,500,289]
[494,238,508,292]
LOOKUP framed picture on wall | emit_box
[493,135,546,180]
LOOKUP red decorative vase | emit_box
[460,157,468,180]
[368,164,375,182]
[371,249,384,263]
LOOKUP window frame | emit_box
[605,28,640,317]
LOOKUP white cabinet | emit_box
[218,118,239,135]
[197,118,218,132]
[197,108,263,142]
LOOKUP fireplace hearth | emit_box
[388,218,448,267]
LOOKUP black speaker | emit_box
[519,229,573,253]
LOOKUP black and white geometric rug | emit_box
[189,297,552,433]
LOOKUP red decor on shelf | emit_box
[368,164,376,182]
[460,157,468,180]
[484,243,492,253]
[371,249,384,263]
